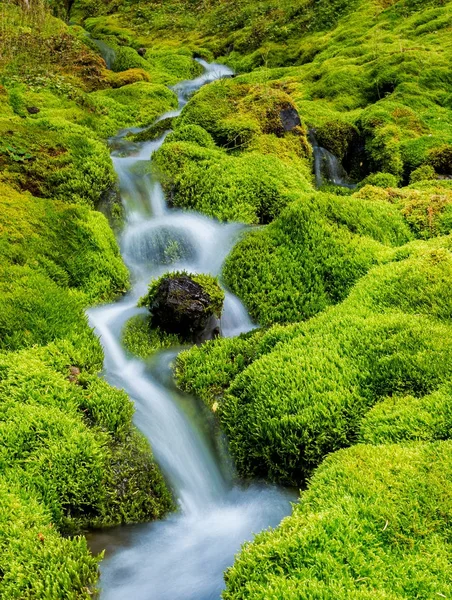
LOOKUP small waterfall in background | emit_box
[309,130,356,189]
[91,38,117,69]
[87,60,294,600]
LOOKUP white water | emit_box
[309,130,356,189]
[88,61,293,600]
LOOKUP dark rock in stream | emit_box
[147,275,223,343]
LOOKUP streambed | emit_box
[87,61,294,600]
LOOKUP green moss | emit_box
[165,124,215,148]
[129,117,175,143]
[192,273,225,316]
[0,184,129,308]
[0,349,173,532]
[155,141,311,224]
[178,233,452,484]
[410,163,437,183]
[175,324,303,409]
[428,143,452,174]
[358,172,400,188]
[315,120,359,161]
[89,82,178,135]
[359,386,452,444]
[111,46,151,73]
[0,476,99,599]
[223,442,452,599]
[354,183,452,239]
[122,314,181,360]
[0,117,116,207]
[223,192,412,325]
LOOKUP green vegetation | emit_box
[223,442,452,599]
[223,191,412,325]
[122,313,181,359]
[3,0,452,595]
[177,237,452,484]
[153,78,313,224]
[0,180,174,595]
[0,2,195,593]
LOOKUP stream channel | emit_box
[87,61,294,600]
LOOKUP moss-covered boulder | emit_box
[139,272,224,343]
[223,441,452,600]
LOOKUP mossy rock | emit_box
[315,120,360,162]
[128,117,175,143]
[410,164,437,184]
[139,272,224,343]
[428,144,452,175]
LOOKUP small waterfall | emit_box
[88,60,293,600]
[309,130,356,189]
[91,38,117,70]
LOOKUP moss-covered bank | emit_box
[0,3,198,594]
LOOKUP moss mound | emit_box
[177,237,452,485]
[223,191,412,325]
[223,442,452,600]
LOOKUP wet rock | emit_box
[144,274,224,343]
[128,117,175,143]
[137,48,147,57]
[26,106,40,115]
[279,107,301,132]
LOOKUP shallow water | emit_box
[87,61,294,600]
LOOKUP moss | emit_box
[410,163,437,183]
[89,82,178,135]
[358,172,400,189]
[111,46,151,73]
[192,273,225,316]
[102,429,175,524]
[107,68,152,88]
[0,117,116,207]
[428,143,452,175]
[354,183,452,239]
[178,234,452,484]
[359,386,452,444]
[122,314,181,360]
[154,140,312,224]
[0,184,129,307]
[165,124,216,148]
[223,192,412,325]
[0,348,173,532]
[315,120,359,161]
[0,476,99,599]
[223,442,452,599]
[129,117,175,143]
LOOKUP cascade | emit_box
[88,60,293,600]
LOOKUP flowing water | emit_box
[309,130,356,189]
[87,61,294,600]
